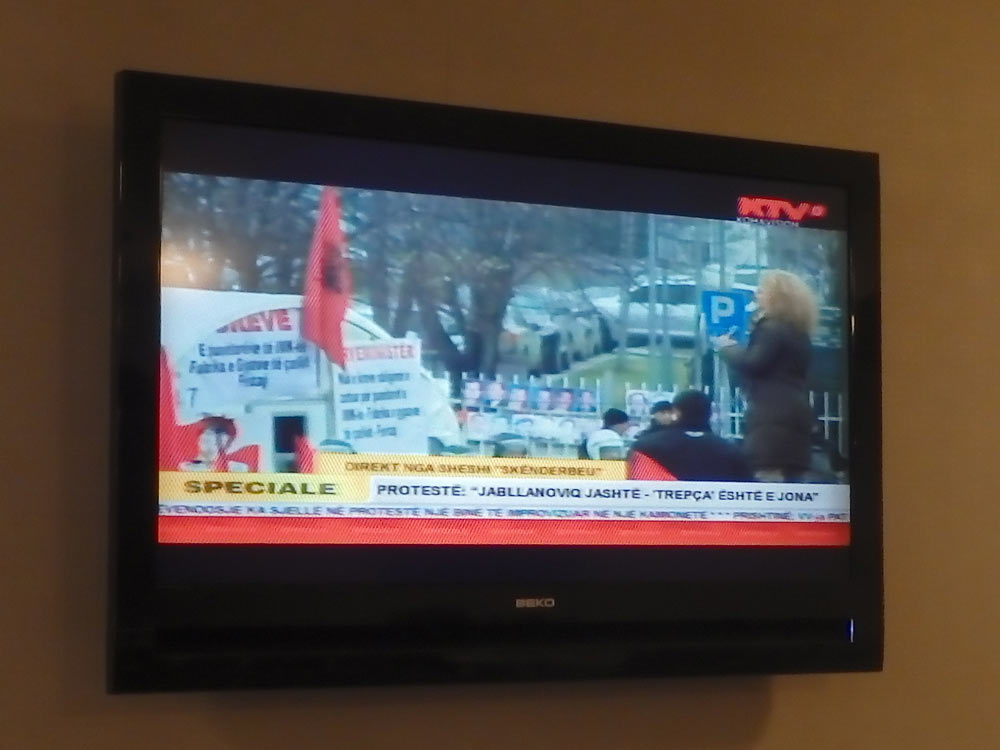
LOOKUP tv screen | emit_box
[111,71,882,691]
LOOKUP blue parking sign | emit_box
[702,290,754,343]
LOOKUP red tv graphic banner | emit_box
[159,516,849,547]
[158,465,851,547]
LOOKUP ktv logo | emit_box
[737,196,828,225]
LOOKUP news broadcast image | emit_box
[158,175,851,547]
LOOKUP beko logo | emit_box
[515,597,556,609]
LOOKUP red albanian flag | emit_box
[295,434,317,473]
[302,187,353,368]
[158,348,201,469]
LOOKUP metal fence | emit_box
[718,388,846,455]
[443,372,845,459]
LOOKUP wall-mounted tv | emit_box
[110,70,882,691]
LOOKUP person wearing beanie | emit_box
[493,432,530,458]
[636,400,677,438]
[584,408,630,459]
[628,390,752,481]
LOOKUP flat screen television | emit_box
[110,70,882,691]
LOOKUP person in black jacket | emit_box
[714,270,818,481]
[629,391,752,481]
[635,400,676,439]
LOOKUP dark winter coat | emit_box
[721,317,814,474]
[634,421,669,440]
[631,425,753,482]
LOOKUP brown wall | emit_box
[3,1,998,747]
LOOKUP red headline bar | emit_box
[159,517,849,547]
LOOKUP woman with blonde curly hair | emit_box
[715,270,818,481]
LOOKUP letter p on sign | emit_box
[702,289,751,342]
[710,295,735,325]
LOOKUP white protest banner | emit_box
[174,305,322,420]
[334,338,428,453]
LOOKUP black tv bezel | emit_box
[110,70,882,692]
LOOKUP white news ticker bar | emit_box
[368,476,850,514]
[157,502,847,521]
[156,478,851,521]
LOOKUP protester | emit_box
[584,408,630,459]
[636,400,676,438]
[493,432,529,457]
[803,424,849,483]
[629,391,752,481]
[713,270,818,481]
